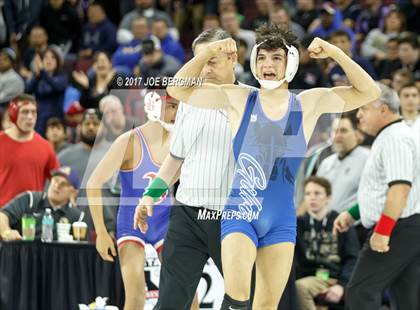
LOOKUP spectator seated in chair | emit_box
[295,176,360,310]
[0,166,81,241]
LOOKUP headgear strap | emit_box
[250,39,299,90]
[144,92,175,132]
[8,97,36,125]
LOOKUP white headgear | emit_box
[250,39,299,90]
[144,91,175,132]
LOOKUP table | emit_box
[0,241,124,310]
[0,241,299,310]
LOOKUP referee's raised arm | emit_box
[166,39,237,110]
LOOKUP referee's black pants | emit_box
[155,204,223,310]
[346,214,420,310]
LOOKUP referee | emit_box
[334,83,420,310]
[135,28,236,310]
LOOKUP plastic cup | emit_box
[72,222,88,241]
[56,222,71,238]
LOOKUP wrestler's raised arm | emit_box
[298,37,381,116]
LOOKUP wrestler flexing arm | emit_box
[298,38,381,141]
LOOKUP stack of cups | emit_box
[56,223,72,242]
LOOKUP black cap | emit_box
[82,108,103,122]
[46,117,65,129]
[142,39,156,55]
[142,37,161,55]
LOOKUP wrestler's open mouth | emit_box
[263,73,276,80]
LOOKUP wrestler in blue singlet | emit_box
[221,89,307,248]
[116,128,171,251]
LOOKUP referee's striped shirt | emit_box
[358,119,420,228]
[170,102,235,211]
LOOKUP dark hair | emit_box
[93,51,112,63]
[304,176,332,196]
[42,46,63,75]
[392,68,414,81]
[46,117,65,129]
[398,34,419,49]
[204,15,219,22]
[340,112,358,130]
[89,1,105,11]
[329,30,351,41]
[388,37,399,44]
[399,82,419,95]
[192,28,231,52]
[255,23,299,52]
[384,9,406,32]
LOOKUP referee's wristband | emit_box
[143,177,169,203]
[374,214,396,236]
[347,203,360,221]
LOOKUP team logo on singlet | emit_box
[236,153,267,221]
[143,172,168,205]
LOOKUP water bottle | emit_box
[41,208,54,242]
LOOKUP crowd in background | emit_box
[0,0,418,133]
[0,0,419,308]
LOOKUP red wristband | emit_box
[374,214,396,236]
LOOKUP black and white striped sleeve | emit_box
[383,136,414,187]
[170,102,186,160]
